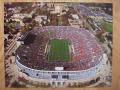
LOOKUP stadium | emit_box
[15,26,108,87]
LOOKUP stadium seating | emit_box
[16,26,103,71]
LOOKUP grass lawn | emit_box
[47,39,71,62]
[101,21,113,33]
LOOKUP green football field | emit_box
[47,39,71,62]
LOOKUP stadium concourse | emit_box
[15,26,108,87]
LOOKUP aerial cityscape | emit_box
[4,2,112,87]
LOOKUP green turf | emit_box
[101,21,113,33]
[47,39,70,62]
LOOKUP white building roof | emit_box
[71,14,79,19]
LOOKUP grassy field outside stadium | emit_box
[47,39,71,62]
[101,21,113,33]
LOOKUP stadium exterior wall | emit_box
[15,54,107,82]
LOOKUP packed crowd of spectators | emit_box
[16,26,103,71]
